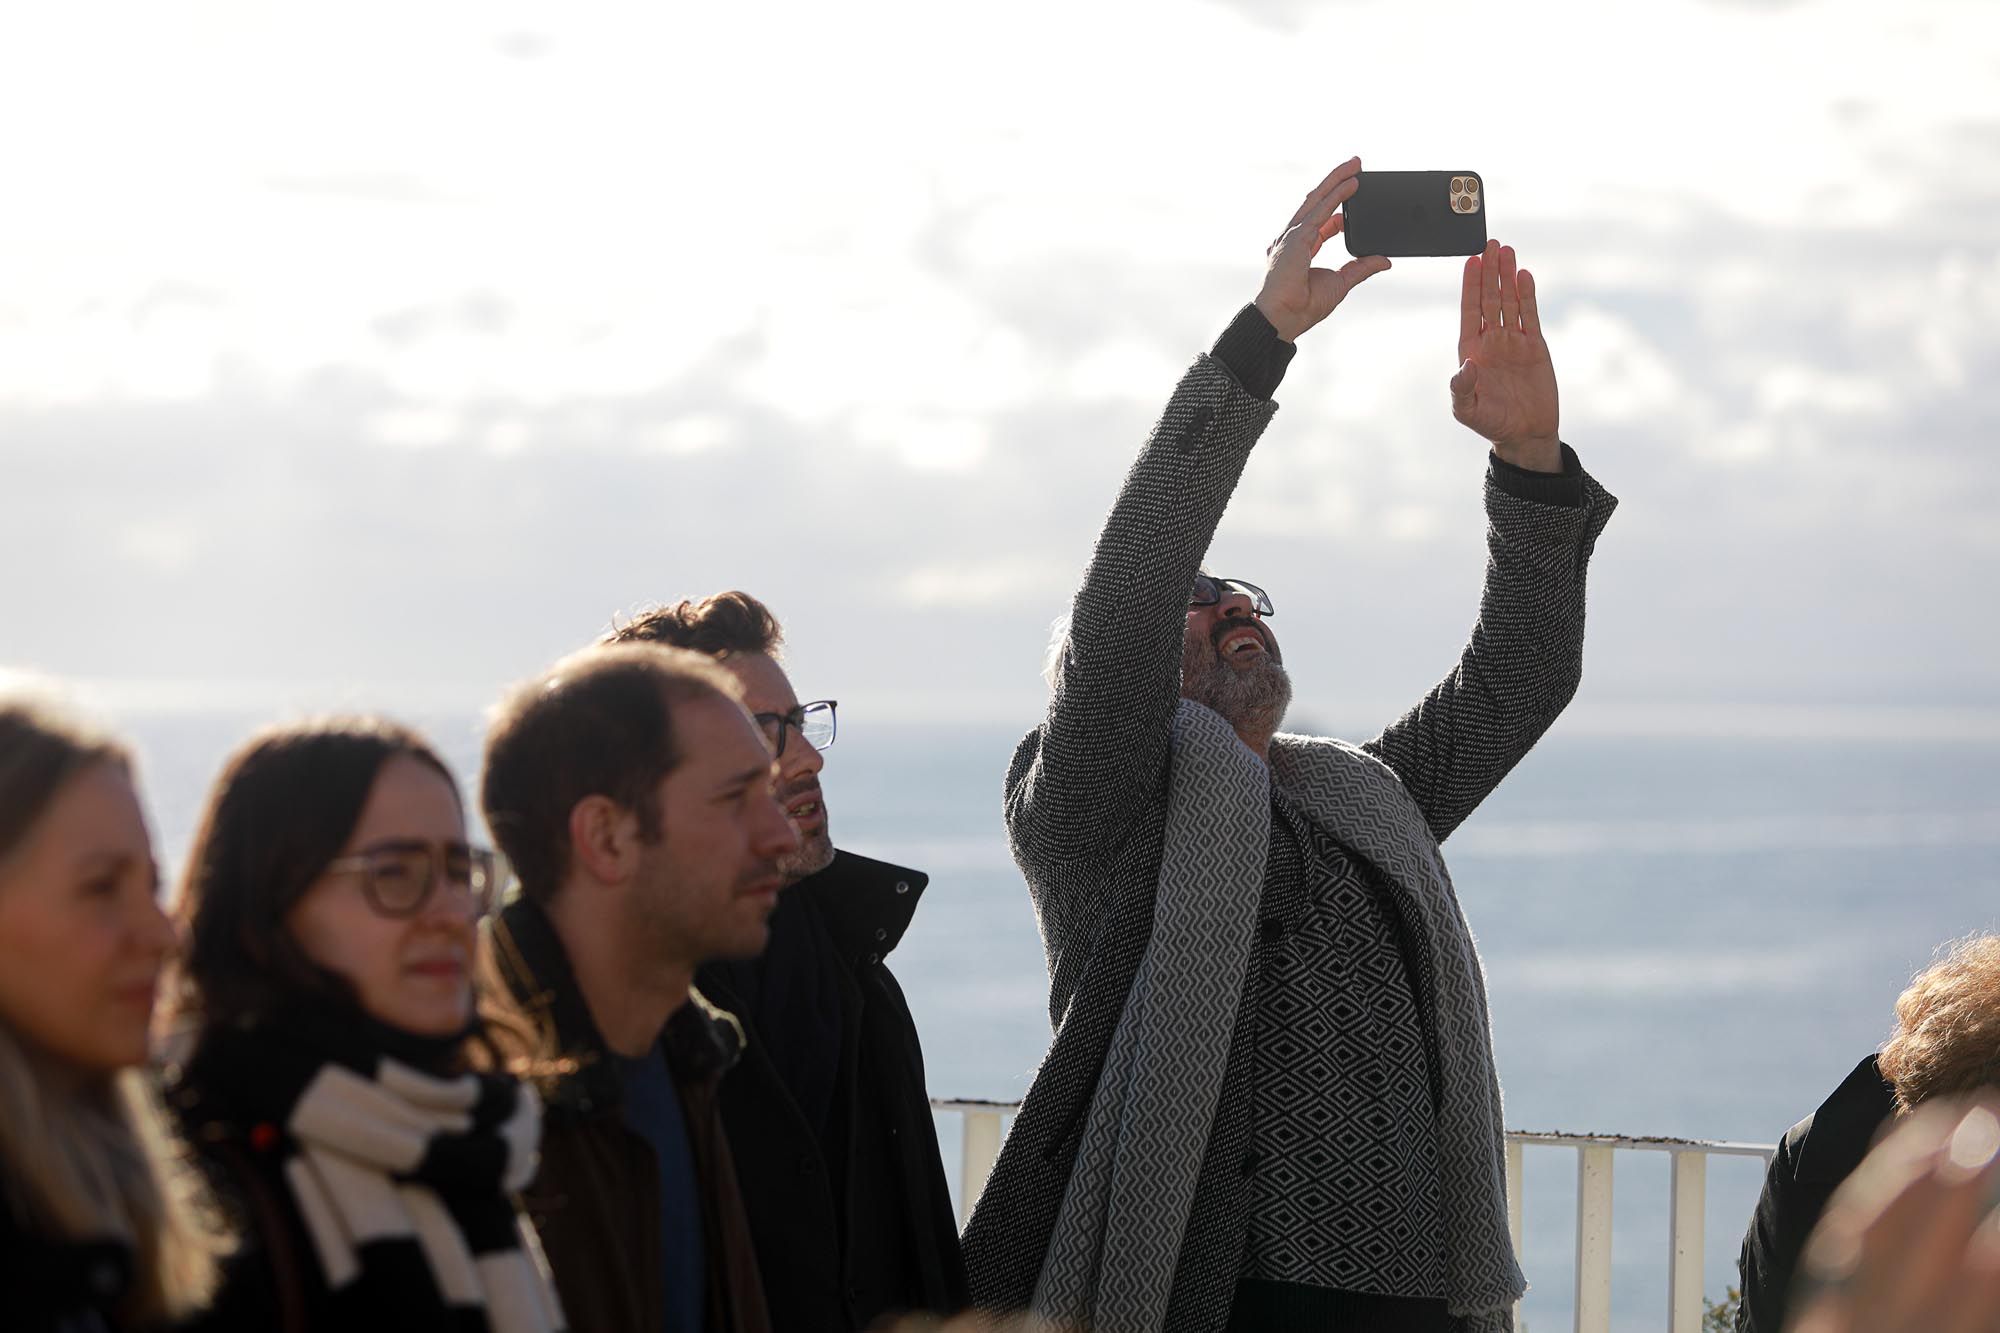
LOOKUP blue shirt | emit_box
[617,1043,704,1333]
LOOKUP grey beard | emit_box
[1180,638,1293,736]
[779,827,836,883]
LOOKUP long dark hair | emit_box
[168,716,460,1031]
[168,716,549,1076]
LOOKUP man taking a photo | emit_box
[962,157,1617,1333]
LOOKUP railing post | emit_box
[959,1109,1003,1226]
[1574,1144,1614,1333]
[1505,1137,1525,1331]
[933,1103,1778,1330]
[1668,1149,1708,1333]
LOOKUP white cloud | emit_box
[640,413,737,457]
[0,0,1996,717]
[1066,337,1189,405]
[851,409,993,473]
[369,406,462,448]
[1752,364,1897,419]
[897,557,1073,609]
[115,519,203,576]
[1548,305,1690,427]
[1381,504,1444,544]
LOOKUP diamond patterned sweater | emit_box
[1243,792,1448,1299]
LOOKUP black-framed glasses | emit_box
[1190,575,1274,618]
[321,844,501,918]
[753,700,837,758]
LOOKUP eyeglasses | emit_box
[1190,575,1274,618]
[753,700,837,758]
[321,844,501,919]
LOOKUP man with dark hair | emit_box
[610,593,969,1330]
[480,642,798,1333]
[961,160,1617,1332]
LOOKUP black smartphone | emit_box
[1343,171,1487,258]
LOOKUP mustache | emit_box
[778,773,824,804]
[1208,618,1275,657]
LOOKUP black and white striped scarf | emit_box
[190,1014,566,1333]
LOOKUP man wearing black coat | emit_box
[610,593,969,1330]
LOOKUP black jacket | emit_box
[1735,1055,1896,1333]
[0,1194,130,1333]
[171,1049,344,1333]
[697,850,968,1331]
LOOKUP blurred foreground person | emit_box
[166,717,565,1333]
[962,158,1617,1333]
[611,593,968,1329]
[482,643,796,1333]
[1786,1098,2000,1333]
[0,693,226,1331]
[1738,933,2000,1332]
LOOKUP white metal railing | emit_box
[933,1101,1775,1333]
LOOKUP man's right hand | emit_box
[1253,157,1392,344]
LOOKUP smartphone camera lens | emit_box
[1451,177,1465,192]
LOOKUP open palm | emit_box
[1451,241,1561,471]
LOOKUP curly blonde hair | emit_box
[1878,933,2000,1115]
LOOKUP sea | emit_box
[121,709,2000,1333]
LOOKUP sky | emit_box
[2,0,1997,736]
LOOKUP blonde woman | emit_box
[0,691,226,1331]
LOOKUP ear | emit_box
[567,795,641,886]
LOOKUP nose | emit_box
[1217,589,1258,619]
[755,789,801,861]
[783,730,825,782]
[135,892,175,961]
[424,889,478,927]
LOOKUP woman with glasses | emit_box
[165,717,565,1333]
[0,691,227,1331]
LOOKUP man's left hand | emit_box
[1450,240,1563,473]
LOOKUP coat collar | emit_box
[1793,1054,1896,1183]
[789,848,928,968]
[491,895,743,1112]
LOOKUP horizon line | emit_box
[16,674,2000,744]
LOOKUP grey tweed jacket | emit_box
[960,349,1617,1331]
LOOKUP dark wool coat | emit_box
[492,897,770,1333]
[171,1067,331,1333]
[1735,1055,1895,1333]
[0,1192,129,1333]
[697,851,969,1331]
[961,332,1615,1333]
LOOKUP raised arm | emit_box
[1364,241,1617,841]
[1008,161,1391,876]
